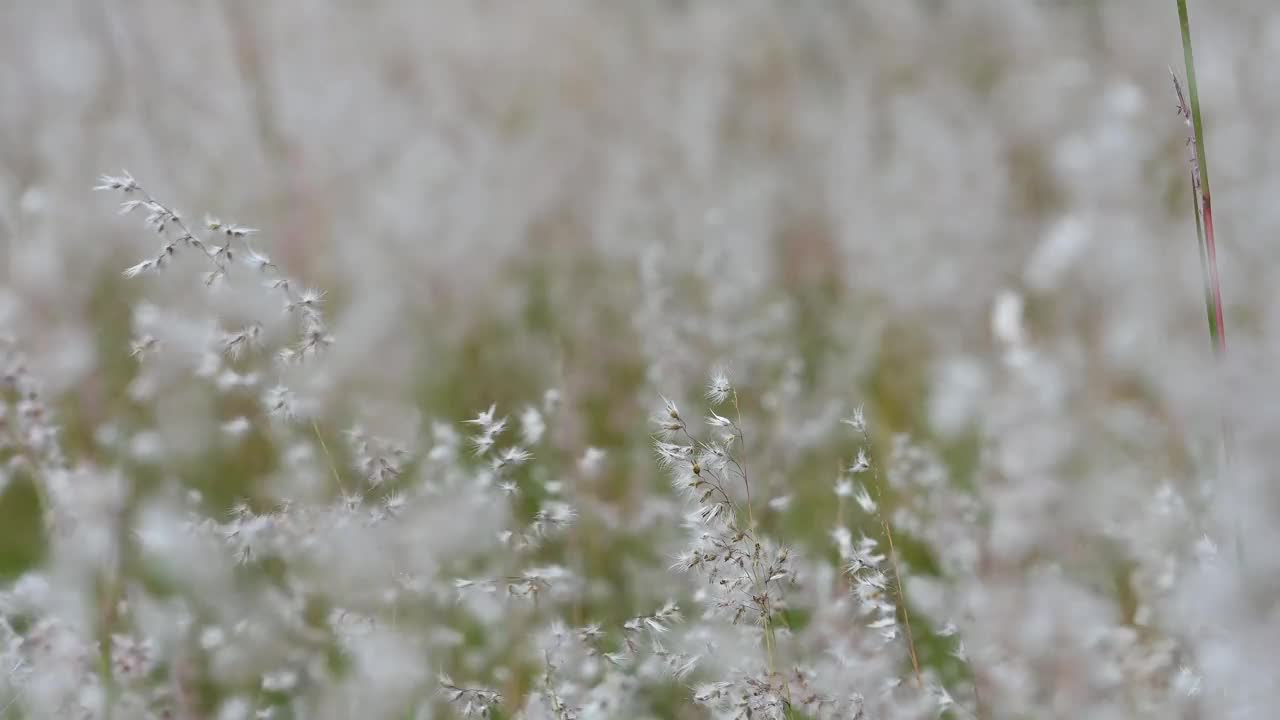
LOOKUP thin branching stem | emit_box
[731,389,754,530]
[859,425,923,689]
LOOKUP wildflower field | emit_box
[3,2,1280,718]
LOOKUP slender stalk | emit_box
[859,425,922,689]
[1176,0,1241,564]
[1191,180,1215,343]
[725,399,793,712]
[1169,66,1216,349]
[1176,0,1226,354]
[881,513,922,688]
[731,390,754,530]
[312,419,346,494]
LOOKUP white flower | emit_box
[262,385,295,419]
[242,247,276,272]
[297,287,325,306]
[706,412,733,428]
[262,669,298,692]
[383,492,407,514]
[223,324,262,359]
[662,396,681,420]
[1175,665,1202,697]
[222,417,252,438]
[706,367,732,405]
[122,259,155,278]
[130,335,158,358]
[519,405,545,445]
[841,405,866,432]
[494,446,532,468]
[849,449,870,474]
[223,224,258,238]
[578,446,606,476]
[853,484,877,513]
[653,397,684,437]
[835,477,854,497]
[94,171,137,192]
[466,404,501,431]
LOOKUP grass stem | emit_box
[1176,0,1226,354]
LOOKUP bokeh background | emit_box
[4,1,1280,718]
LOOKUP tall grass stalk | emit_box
[858,423,922,690]
[1175,0,1241,568]
[1175,0,1226,354]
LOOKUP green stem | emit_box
[1177,0,1239,566]
[1177,0,1226,353]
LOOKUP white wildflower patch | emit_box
[16,30,1257,714]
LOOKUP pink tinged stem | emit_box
[1178,0,1226,353]
[1202,200,1226,353]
